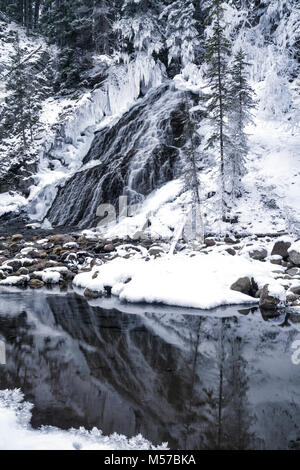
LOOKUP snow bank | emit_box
[0,389,167,451]
[0,192,27,218]
[73,252,281,310]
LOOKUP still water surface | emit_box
[0,288,299,450]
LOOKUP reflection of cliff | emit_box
[0,290,299,449]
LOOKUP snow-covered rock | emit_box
[259,283,287,310]
[0,274,29,286]
[288,241,300,266]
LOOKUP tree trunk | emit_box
[34,0,40,29]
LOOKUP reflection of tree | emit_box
[217,319,226,448]
[202,317,226,449]
[203,318,255,449]
[181,317,203,450]
[223,335,255,449]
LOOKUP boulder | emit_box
[22,258,38,267]
[249,248,268,261]
[288,241,300,266]
[271,240,291,259]
[148,247,165,257]
[290,286,300,295]
[287,293,299,303]
[11,234,23,241]
[287,267,300,276]
[1,275,29,287]
[230,276,258,297]
[9,243,21,254]
[49,234,74,245]
[16,267,29,275]
[204,238,216,247]
[29,279,45,289]
[6,259,22,271]
[104,244,115,252]
[83,288,101,299]
[289,252,300,266]
[62,270,75,282]
[231,277,252,295]
[259,283,286,310]
[224,236,236,245]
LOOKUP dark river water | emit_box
[0,287,300,450]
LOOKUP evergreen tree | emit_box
[205,0,231,220]
[0,0,41,33]
[40,0,79,48]
[1,34,41,146]
[91,0,118,54]
[113,0,164,58]
[181,93,204,243]
[160,0,201,70]
[40,0,93,93]
[3,34,29,146]
[227,48,255,198]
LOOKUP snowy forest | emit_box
[0,0,300,453]
[0,0,299,233]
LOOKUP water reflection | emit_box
[0,288,299,450]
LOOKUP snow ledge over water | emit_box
[73,252,282,310]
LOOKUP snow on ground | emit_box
[0,389,167,450]
[0,192,27,218]
[98,107,300,240]
[242,116,300,235]
[73,251,283,310]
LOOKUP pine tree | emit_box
[3,34,29,146]
[113,0,163,58]
[91,0,118,54]
[205,0,231,220]
[0,0,41,33]
[181,93,204,243]
[227,48,255,198]
[2,34,41,146]
[40,0,93,93]
[160,0,201,70]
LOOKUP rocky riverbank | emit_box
[0,230,300,313]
